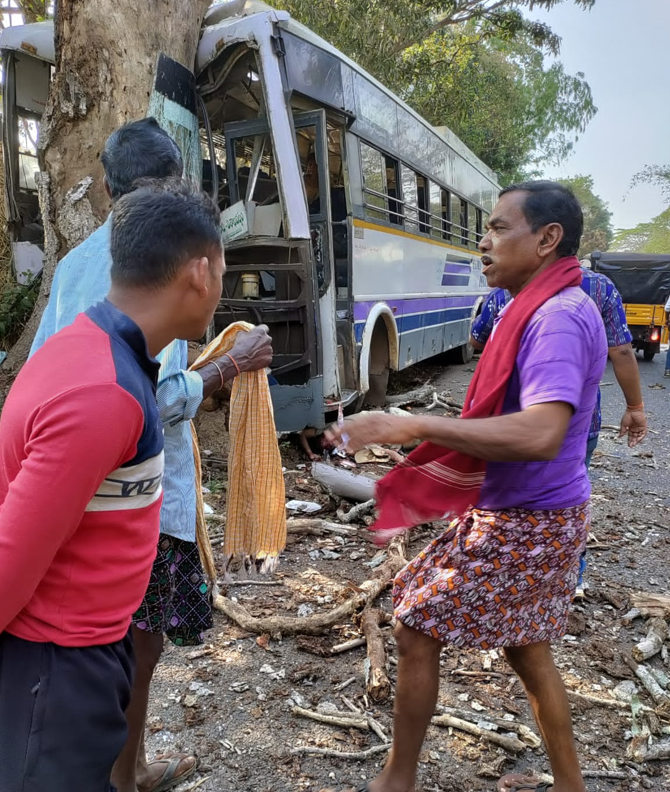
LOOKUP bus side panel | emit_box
[351,221,484,370]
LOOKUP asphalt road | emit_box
[596,346,670,506]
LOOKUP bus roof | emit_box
[2,3,499,204]
[199,1,499,189]
[0,20,54,64]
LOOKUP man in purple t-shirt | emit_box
[327,181,606,792]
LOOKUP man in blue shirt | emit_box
[31,119,273,792]
[471,264,647,597]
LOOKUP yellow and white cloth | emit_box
[190,323,286,579]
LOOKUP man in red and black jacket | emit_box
[0,182,223,792]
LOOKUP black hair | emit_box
[101,118,183,200]
[110,180,222,291]
[499,180,583,257]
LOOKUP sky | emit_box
[531,0,670,231]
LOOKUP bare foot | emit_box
[137,754,197,792]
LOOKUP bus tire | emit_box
[364,321,390,407]
[452,341,474,365]
[643,348,656,362]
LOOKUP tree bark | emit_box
[1,0,210,395]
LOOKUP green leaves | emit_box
[0,273,40,350]
[612,208,670,255]
[269,0,598,182]
[558,175,613,257]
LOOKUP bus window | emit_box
[385,157,402,225]
[401,164,419,234]
[234,133,279,208]
[475,207,483,245]
[360,142,386,222]
[441,189,450,241]
[468,204,478,249]
[460,199,469,247]
[450,194,462,245]
[429,181,443,240]
[416,174,430,235]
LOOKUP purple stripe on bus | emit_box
[441,274,471,287]
[443,263,472,275]
[353,294,479,322]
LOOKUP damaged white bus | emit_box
[1,1,499,431]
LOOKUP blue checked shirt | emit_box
[30,217,203,542]
[470,268,633,441]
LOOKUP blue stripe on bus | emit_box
[354,306,472,342]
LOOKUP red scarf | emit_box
[372,256,582,539]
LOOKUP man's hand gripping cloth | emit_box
[190,323,286,578]
[373,256,583,541]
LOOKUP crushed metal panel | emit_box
[196,6,288,74]
[279,31,345,113]
[0,21,55,65]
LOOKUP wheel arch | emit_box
[358,303,399,394]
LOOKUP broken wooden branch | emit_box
[639,738,670,761]
[566,689,631,710]
[312,461,378,502]
[334,677,357,693]
[340,695,361,713]
[290,744,390,759]
[622,607,643,625]
[331,637,367,654]
[624,654,670,711]
[357,607,393,703]
[385,385,434,407]
[287,518,357,537]
[292,705,368,731]
[436,705,541,748]
[437,392,465,412]
[451,669,507,681]
[431,713,526,753]
[425,392,455,412]
[632,617,669,662]
[630,592,670,618]
[582,770,628,780]
[337,499,376,524]
[213,535,407,636]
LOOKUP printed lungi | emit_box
[393,502,589,649]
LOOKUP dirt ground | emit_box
[149,352,670,792]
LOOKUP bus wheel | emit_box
[365,321,390,407]
[643,348,656,362]
[452,341,474,365]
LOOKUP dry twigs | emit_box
[290,744,390,759]
[624,654,670,711]
[630,592,670,618]
[287,518,357,537]
[431,713,526,753]
[385,385,434,408]
[213,533,407,636]
[337,499,375,524]
[566,689,631,710]
[436,705,541,749]
[632,617,668,662]
[292,705,368,730]
[356,607,393,703]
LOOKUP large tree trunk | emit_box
[0,0,210,397]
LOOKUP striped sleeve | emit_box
[601,283,633,348]
[156,340,204,428]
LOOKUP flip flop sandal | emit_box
[146,754,198,792]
